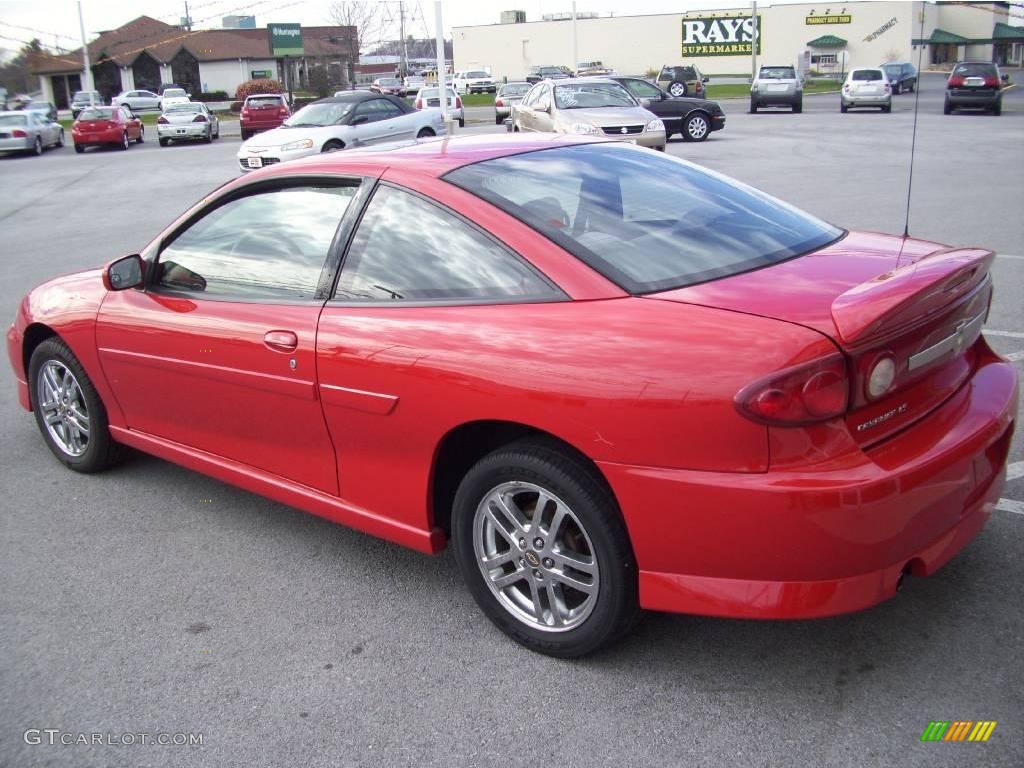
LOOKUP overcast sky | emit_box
[0,0,831,56]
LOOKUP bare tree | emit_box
[328,1,384,87]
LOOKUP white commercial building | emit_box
[453,1,1019,81]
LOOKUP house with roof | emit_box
[29,16,357,108]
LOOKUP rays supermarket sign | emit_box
[682,15,762,57]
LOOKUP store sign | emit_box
[682,15,762,57]
[269,23,303,56]
[250,69,272,79]
[806,14,852,25]
[864,17,898,42]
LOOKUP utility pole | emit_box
[399,1,408,80]
[183,1,192,31]
[571,1,578,71]
[750,0,758,81]
[77,0,94,105]
[434,0,448,129]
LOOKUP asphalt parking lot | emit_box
[1,72,1021,767]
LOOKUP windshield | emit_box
[466,71,489,78]
[73,92,99,101]
[554,83,634,109]
[284,101,354,126]
[760,67,795,79]
[0,114,27,126]
[79,108,114,120]
[539,67,564,75]
[164,88,187,97]
[377,78,401,86]
[419,88,455,99]
[446,143,842,294]
[500,84,531,97]
[851,70,883,81]
[883,64,902,75]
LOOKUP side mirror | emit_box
[351,114,368,125]
[538,102,551,113]
[640,98,652,109]
[702,76,710,83]
[1001,73,1009,83]
[105,254,144,291]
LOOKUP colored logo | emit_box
[920,721,997,742]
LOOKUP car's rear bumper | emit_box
[158,124,210,140]
[600,346,1018,619]
[842,94,891,107]
[73,128,121,146]
[0,137,32,152]
[752,88,800,105]
[241,120,285,133]
[947,90,1001,107]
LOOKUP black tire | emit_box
[159,138,169,147]
[892,83,900,95]
[57,129,65,148]
[74,144,84,154]
[495,114,504,125]
[841,102,848,113]
[749,100,757,113]
[28,338,125,473]
[451,439,639,658]
[31,136,42,156]
[119,132,129,150]
[992,101,1001,116]
[416,128,435,138]
[240,129,250,141]
[321,139,344,152]
[882,104,891,113]
[944,98,952,115]
[668,81,687,97]
[682,112,710,142]
[203,128,212,143]
[458,117,465,128]
[136,127,144,143]
[793,100,802,113]
[909,81,915,92]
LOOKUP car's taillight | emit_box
[415,99,423,109]
[11,129,26,137]
[456,96,463,108]
[883,83,890,91]
[735,354,849,426]
[948,75,964,87]
[278,107,289,117]
[241,107,250,117]
[157,116,169,124]
[193,114,207,122]
[495,97,504,107]
[843,84,851,92]
[983,76,999,88]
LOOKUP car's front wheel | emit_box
[28,338,124,473]
[683,112,710,142]
[451,440,639,657]
[416,128,435,138]
[321,139,344,152]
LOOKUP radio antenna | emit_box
[901,5,928,247]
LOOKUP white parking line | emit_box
[985,330,1024,339]
[997,498,1024,515]
[996,254,1024,261]
[1005,351,1024,362]
[1008,461,1024,482]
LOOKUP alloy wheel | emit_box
[36,360,90,457]
[687,115,709,140]
[473,481,600,632]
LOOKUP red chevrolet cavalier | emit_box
[72,105,144,152]
[6,136,1017,656]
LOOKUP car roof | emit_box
[313,92,393,104]
[251,134,616,180]
[246,93,285,98]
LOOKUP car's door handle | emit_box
[264,330,298,353]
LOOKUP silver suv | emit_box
[750,65,802,113]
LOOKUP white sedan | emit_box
[237,92,445,172]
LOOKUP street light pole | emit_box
[434,0,449,129]
[77,0,95,105]
[750,0,758,82]
[571,1,578,72]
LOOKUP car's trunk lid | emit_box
[650,231,994,446]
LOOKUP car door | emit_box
[316,180,564,531]
[531,85,555,132]
[348,98,400,145]
[94,180,368,495]
[619,78,680,131]
[138,90,159,110]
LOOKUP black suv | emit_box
[525,66,570,84]
[880,62,917,94]
[944,61,1004,115]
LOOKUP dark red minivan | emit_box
[239,94,290,140]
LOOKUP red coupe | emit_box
[72,105,144,152]
[6,136,1017,657]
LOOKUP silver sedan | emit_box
[157,103,220,146]
[0,110,64,156]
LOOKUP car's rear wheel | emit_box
[495,114,504,125]
[74,144,84,154]
[451,439,639,657]
[668,81,687,97]
[793,100,802,113]
[749,100,757,113]
[28,338,124,473]
[57,129,65,147]
[31,136,42,156]
[458,117,465,128]
[321,139,344,152]
[119,132,129,150]
[841,102,849,113]
[136,127,144,143]
[882,104,891,113]
[683,112,710,142]
[204,128,212,143]
[992,101,1002,116]
[159,138,169,147]
[416,128,435,138]
[943,98,953,115]
[892,83,901,95]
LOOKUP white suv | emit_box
[452,70,496,94]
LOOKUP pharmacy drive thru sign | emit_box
[682,15,762,57]
[269,23,304,56]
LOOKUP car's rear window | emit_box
[883,64,902,75]
[500,84,531,97]
[79,108,114,120]
[247,96,283,108]
[164,88,187,97]
[0,114,27,126]
[445,143,843,294]
[167,104,202,113]
[760,67,795,79]
[852,70,884,81]
[953,63,996,77]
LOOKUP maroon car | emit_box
[72,106,143,152]
[239,94,290,140]
[370,77,404,96]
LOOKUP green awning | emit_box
[807,34,847,48]
[923,28,970,44]
[993,22,1024,42]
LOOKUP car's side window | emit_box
[625,79,662,99]
[354,99,387,122]
[334,185,560,303]
[536,86,551,110]
[156,185,358,301]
